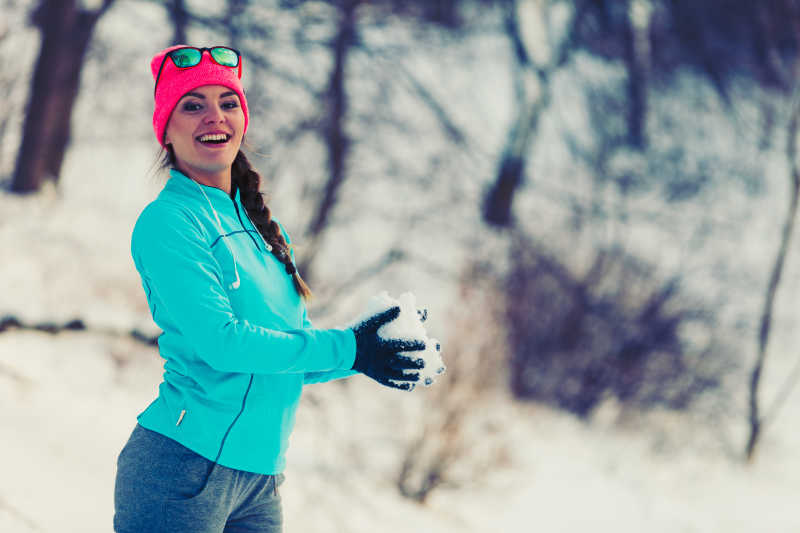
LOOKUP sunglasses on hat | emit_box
[153,46,241,96]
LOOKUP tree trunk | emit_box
[746,86,800,462]
[167,0,189,45]
[223,0,249,47]
[483,0,548,228]
[10,0,112,193]
[622,0,649,149]
[299,0,359,280]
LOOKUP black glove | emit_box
[351,306,426,391]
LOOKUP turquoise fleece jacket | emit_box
[131,168,357,475]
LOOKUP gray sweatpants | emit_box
[114,424,284,532]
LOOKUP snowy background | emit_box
[2,0,800,531]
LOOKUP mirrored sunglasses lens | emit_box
[170,49,201,67]
[210,47,239,67]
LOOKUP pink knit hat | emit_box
[150,45,249,147]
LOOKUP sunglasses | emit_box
[153,46,242,96]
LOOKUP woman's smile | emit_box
[197,131,232,145]
[195,130,233,149]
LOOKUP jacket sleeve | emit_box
[131,202,356,375]
[300,307,359,384]
[273,219,359,385]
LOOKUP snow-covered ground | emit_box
[1,326,799,532]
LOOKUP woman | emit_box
[113,45,426,533]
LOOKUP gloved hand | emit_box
[351,306,426,391]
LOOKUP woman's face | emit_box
[164,84,245,178]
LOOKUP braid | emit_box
[231,150,312,301]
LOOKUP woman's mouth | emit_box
[196,133,232,148]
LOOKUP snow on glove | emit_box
[350,306,426,391]
[378,292,446,387]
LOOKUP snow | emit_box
[376,291,446,387]
[1,1,800,532]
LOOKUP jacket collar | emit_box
[165,167,242,206]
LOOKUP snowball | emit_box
[376,292,426,341]
[365,291,447,389]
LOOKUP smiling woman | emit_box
[111,44,427,533]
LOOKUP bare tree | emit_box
[746,84,800,461]
[10,0,115,193]
[298,0,360,280]
[293,0,477,280]
[483,0,588,227]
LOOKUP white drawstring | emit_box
[239,203,273,253]
[193,180,241,290]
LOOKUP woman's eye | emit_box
[183,102,202,111]
[222,101,239,109]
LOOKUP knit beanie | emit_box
[150,45,250,147]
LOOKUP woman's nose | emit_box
[203,104,225,123]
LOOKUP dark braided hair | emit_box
[161,146,312,301]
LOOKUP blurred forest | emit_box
[3,0,800,508]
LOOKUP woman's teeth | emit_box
[198,133,229,143]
